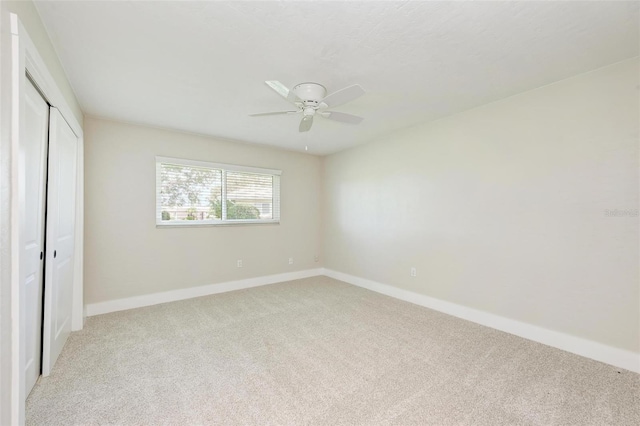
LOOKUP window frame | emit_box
[155,156,281,227]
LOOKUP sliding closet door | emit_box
[42,107,78,376]
[22,80,49,395]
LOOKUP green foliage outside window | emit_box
[209,199,260,220]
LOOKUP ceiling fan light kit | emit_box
[250,81,365,132]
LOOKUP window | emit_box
[156,156,281,226]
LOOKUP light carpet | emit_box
[26,276,639,425]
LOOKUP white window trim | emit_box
[155,156,281,227]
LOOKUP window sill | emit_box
[156,220,280,228]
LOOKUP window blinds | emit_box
[156,157,281,225]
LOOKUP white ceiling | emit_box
[35,1,638,155]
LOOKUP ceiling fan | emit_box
[250,81,365,132]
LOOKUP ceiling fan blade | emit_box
[250,111,299,117]
[265,81,290,100]
[322,84,365,108]
[299,115,313,132]
[322,111,364,124]
[287,88,300,103]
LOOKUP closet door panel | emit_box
[22,80,49,395]
[42,107,78,376]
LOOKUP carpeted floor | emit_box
[26,276,639,425]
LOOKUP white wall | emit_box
[323,58,639,353]
[84,117,322,305]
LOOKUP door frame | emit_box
[0,10,84,425]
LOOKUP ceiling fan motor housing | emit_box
[293,83,327,103]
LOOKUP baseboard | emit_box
[85,268,324,317]
[322,268,640,374]
[85,267,639,373]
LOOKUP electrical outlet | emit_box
[237,259,243,268]
[410,267,417,277]
[314,255,319,262]
[288,257,294,265]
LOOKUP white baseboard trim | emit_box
[322,268,640,374]
[85,268,324,317]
